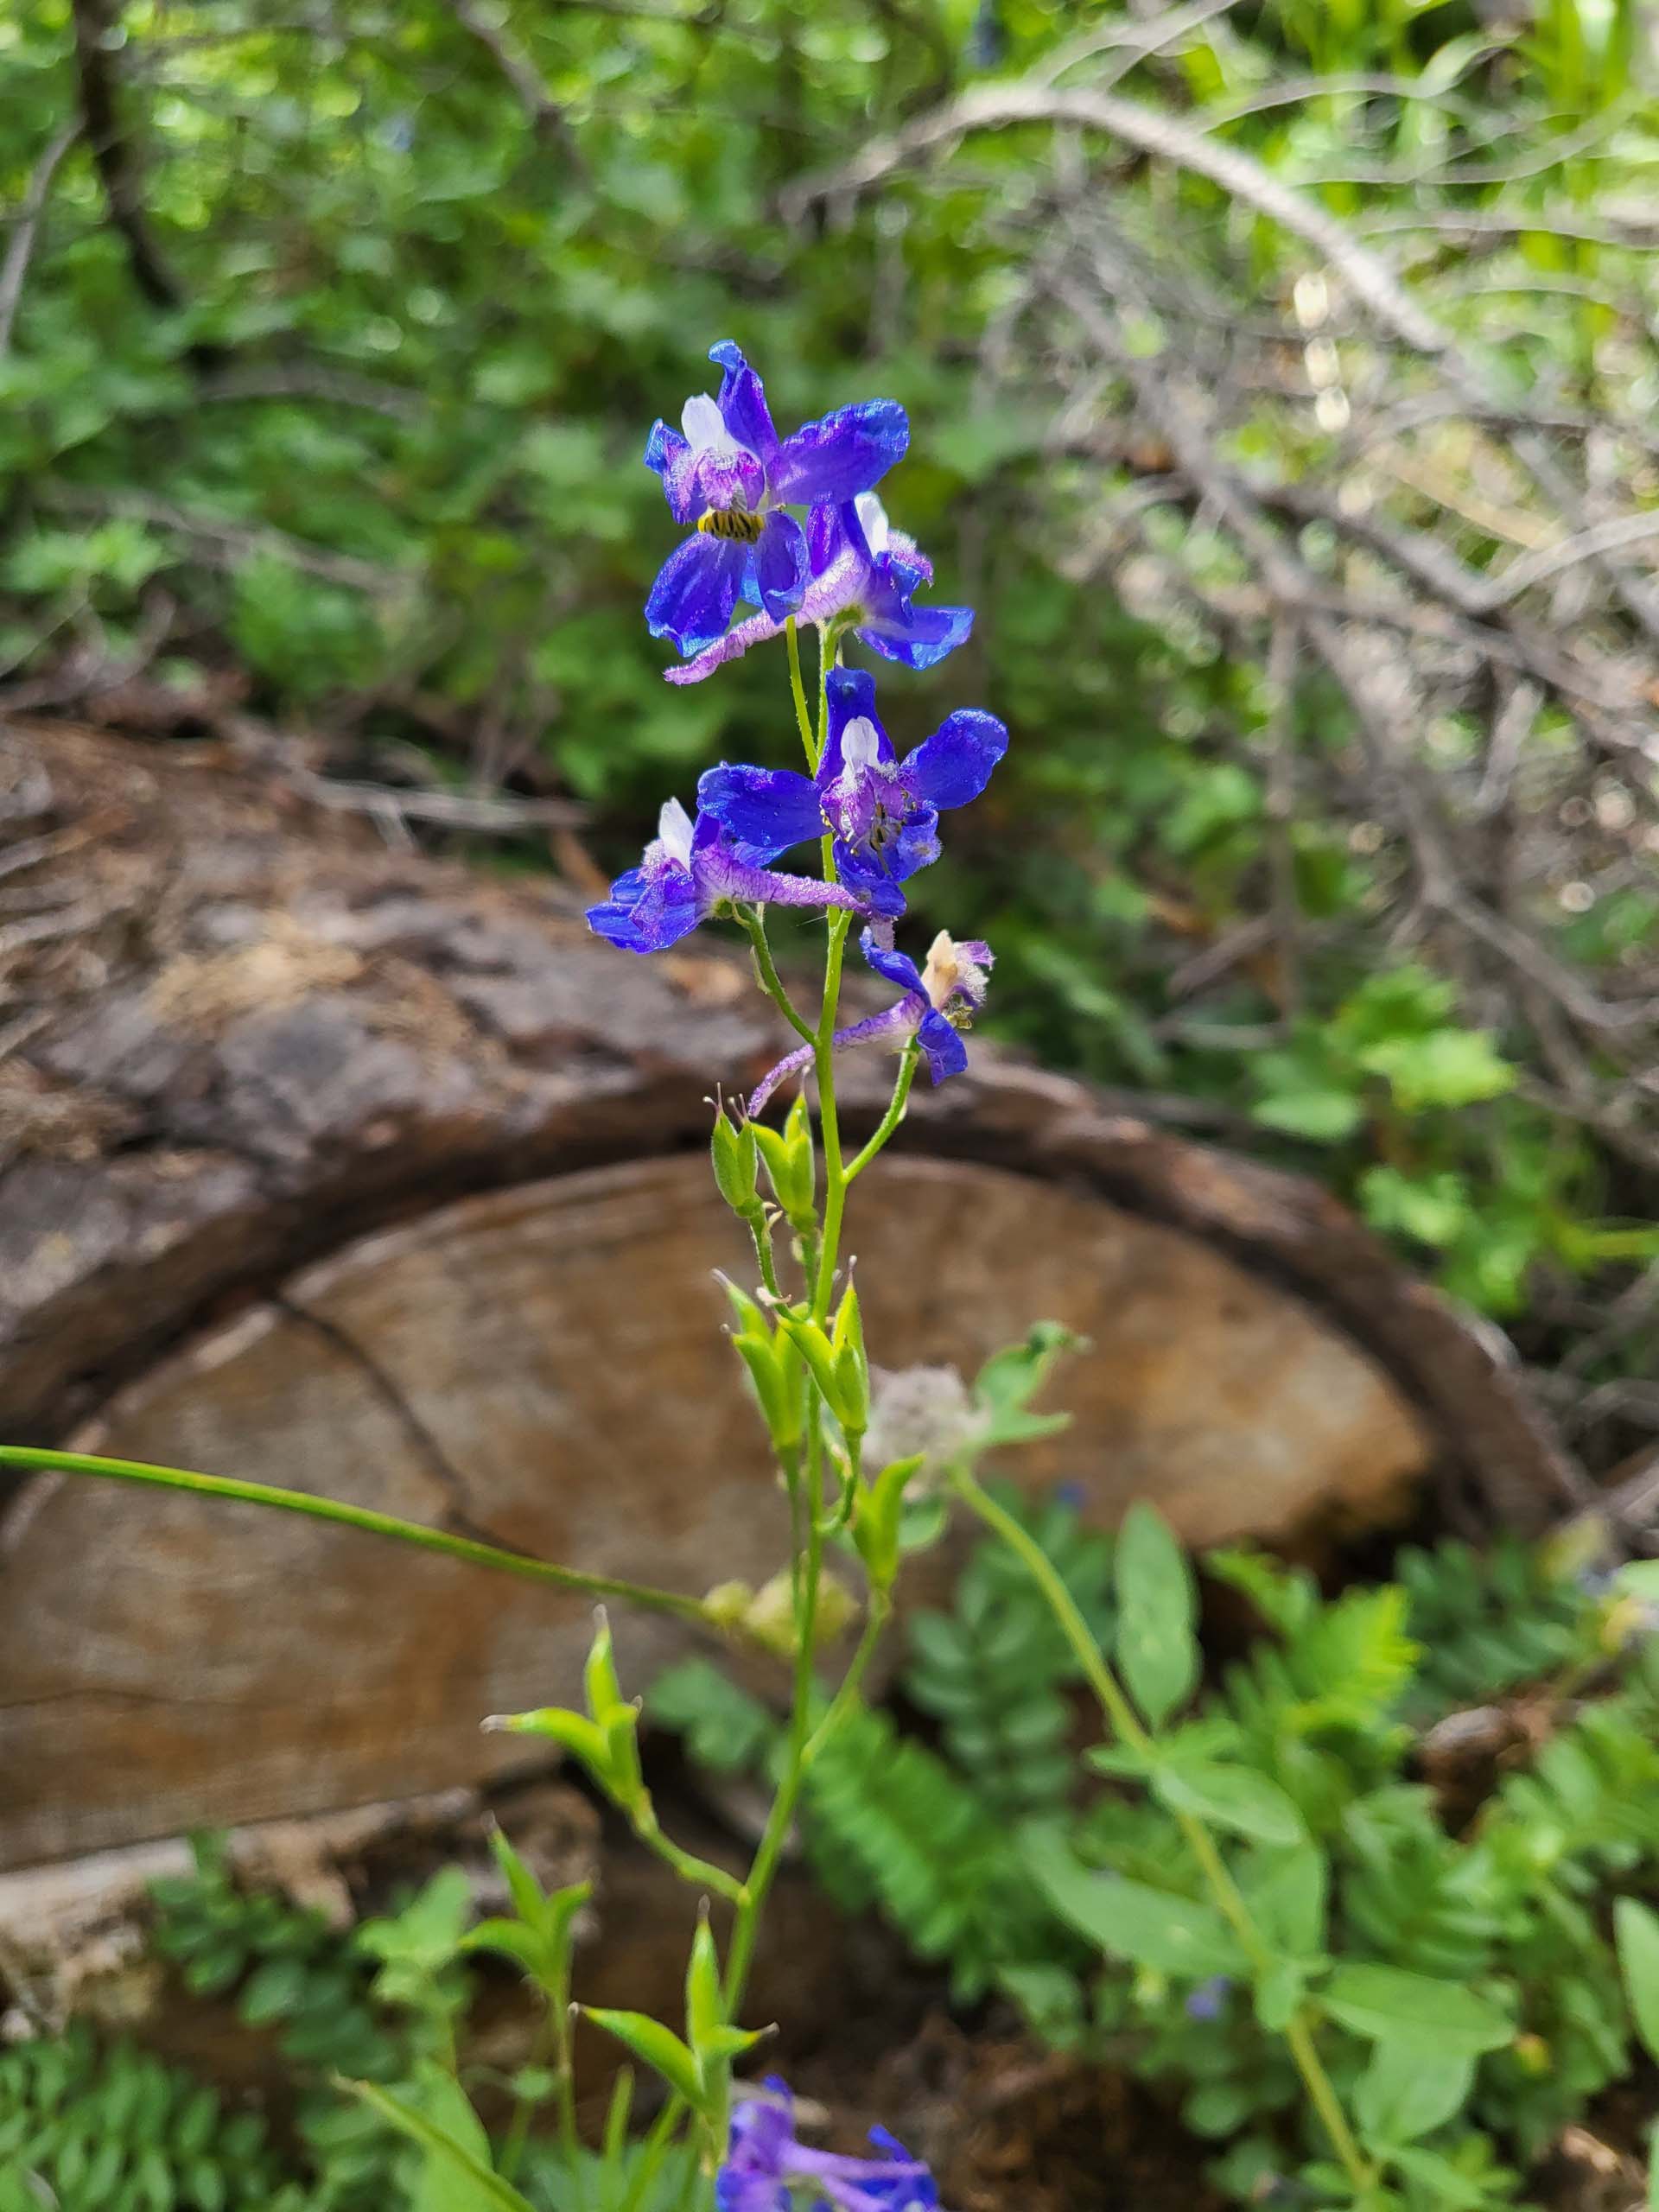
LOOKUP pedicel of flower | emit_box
[747,928,994,1116]
[699,666,1007,918]
[718,2077,942,2212]
[645,343,909,658]
[586,798,867,955]
[664,493,973,686]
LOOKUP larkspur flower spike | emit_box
[664,493,974,686]
[718,2077,942,2212]
[749,926,993,1114]
[700,666,1007,919]
[645,343,909,658]
[585,798,866,954]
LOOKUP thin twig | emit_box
[0,125,79,357]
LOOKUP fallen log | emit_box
[0,720,1581,1872]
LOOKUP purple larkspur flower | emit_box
[718,2078,941,2212]
[645,346,909,658]
[699,667,1006,920]
[664,493,973,686]
[750,927,992,1113]
[586,798,866,955]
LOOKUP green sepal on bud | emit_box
[753,1094,816,1228]
[484,1611,644,1815]
[710,1105,760,1217]
[851,1453,926,1595]
[720,1276,806,1451]
[777,1283,868,1439]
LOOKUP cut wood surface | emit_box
[0,720,1581,1870]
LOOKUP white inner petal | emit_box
[682,391,750,461]
[921,930,964,1009]
[855,492,890,555]
[658,796,696,868]
[840,716,883,770]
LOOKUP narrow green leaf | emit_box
[1320,1964,1512,2055]
[581,2009,704,2111]
[1022,1824,1244,1978]
[458,1917,546,1977]
[684,1916,724,2055]
[486,1824,546,1932]
[1114,1503,1199,1730]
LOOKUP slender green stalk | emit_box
[810,907,852,1321]
[746,1209,784,1302]
[0,1446,718,1625]
[950,1461,1375,2197]
[499,2007,556,2185]
[802,1598,887,1770]
[847,1044,918,1181]
[722,1416,825,2013]
[785,615,817,766]
[738,907,816,1043]
[618,2094,688,2212]
[632,1804,747,1906]
[551,1992,582,2203]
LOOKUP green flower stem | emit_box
[745,1206,784,1302]
[810,900,852,1323]
[785,615,817,767]
[499,2005,556,2186]
[949,1460,1375,2199]
[619,2095,688,2212]
[632,1802,747,1907]
[722,1416,825,2015]
[803,1595,887,1770]
[846,1043,919,1182]
[738,907,816,1044]
[0,1446,719,1627]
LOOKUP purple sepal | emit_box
[709,340,781,468]
[587,805,864,957]
[696,763,820,860]
[718,2079,944,2212]
[645,535,751,657]
[753,510,810,621]
[770,398,909,505]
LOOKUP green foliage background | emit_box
[4,0,1657,1431]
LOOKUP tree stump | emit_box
[0,721,1580,1872]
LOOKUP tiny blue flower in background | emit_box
[586,798,866,955]
[700,666,1007,918]
[664,493,972,686]
[645,343,909,658]
[718,2077,942,2212]
[1185,1974,1233,2021]
[750,927,993,1113]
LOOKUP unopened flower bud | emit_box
[710,1107,760,1215]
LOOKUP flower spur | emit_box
[585,798,867,955]
[748,928,993,1114]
